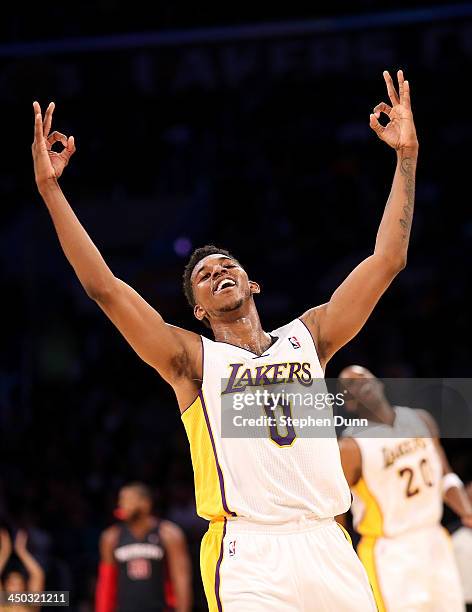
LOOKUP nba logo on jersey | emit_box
[229,540,236,557]
[288,336,301,349]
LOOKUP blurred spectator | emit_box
[0,529,45,611]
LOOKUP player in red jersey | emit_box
[95,483,192,612]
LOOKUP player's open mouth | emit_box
[213,277,237,294]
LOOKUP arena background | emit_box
[1,2,471,609]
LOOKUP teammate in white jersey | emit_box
[338,365,472,612]
[32,70,417,610]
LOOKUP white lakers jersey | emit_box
[182,318,351,523]
[343,407,443,537]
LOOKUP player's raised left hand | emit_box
[369,70,418,151]
[32,101,76,189]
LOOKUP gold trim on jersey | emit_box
[352,477,384,537]
[182,392,234,520]
[357,536,386,612]
[336,522,353,545]
[201,520,226,612]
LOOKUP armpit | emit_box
[170,349,193,379]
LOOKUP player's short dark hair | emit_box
[182,245,238,308]
[122,482,153,502]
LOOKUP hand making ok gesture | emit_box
[370,70,418,151]
[32,101,76,188]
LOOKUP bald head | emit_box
[339,365,375,380]
[338,364,390,418]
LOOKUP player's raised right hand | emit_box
[32,101,76,188]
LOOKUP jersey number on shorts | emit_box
[263,398,297,447]
[398,457,434,498]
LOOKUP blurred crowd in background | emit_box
[1,3,471,609]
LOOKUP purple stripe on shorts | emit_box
[199,390,236,516]
[215,518,226,612]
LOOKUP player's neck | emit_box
[127,514,154,536]
[211,306,271,355]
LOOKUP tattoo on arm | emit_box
[399,156,415,241]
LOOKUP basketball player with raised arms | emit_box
[338,365,472,611]
[32,70,417,611]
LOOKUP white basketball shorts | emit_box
[357,524,465,611]
[201,516,376,611]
